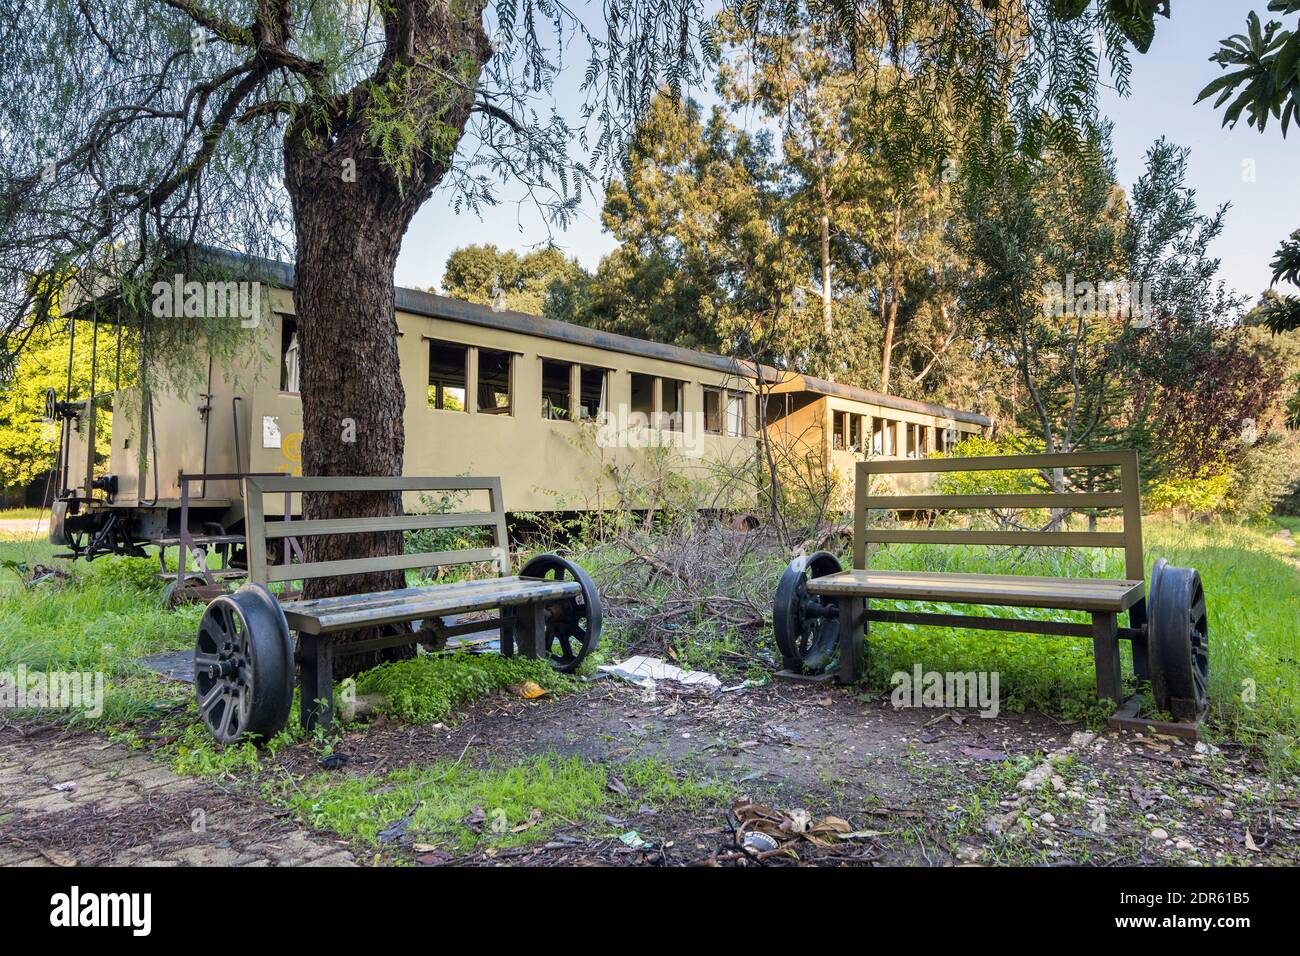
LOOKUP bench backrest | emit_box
[241,475,509,588]
[853,450,1143,581]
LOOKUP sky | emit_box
[395,1,1299,305]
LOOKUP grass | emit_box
[1272,515,1300,534]
[3,515,1297,771]
[0,540,196,723]
[355,652,579,724]
[0,507,46,521]
[278,752,729,854]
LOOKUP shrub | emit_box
[1145,472,1232,516]
[1223,433,1300,522]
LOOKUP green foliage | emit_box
[279,753,729,853]
[0,540,196,721]
[0,318,128,492]
[1223,433,1300,522]
[933,435,1048,497]
[1197,5,1300,136]
[354,652,577,724]
[402,492,492,557]
[1145,474,1232,515]
[440,244,589,317]
[577,93,795,355]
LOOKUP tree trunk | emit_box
[879,207,902,394]
[281,2,491,677]
[820,213,832,336]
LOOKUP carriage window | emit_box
[848,414,863,452]
[428,341,467,411]
[832,410,846,450]
[541,360,571,420]
[725,391,747,437]
[280,317,300,394]
[578,366,607,421]
[630,373,655,426]
[703,387,722,434]
[660,379,684,431]
[872,418,884,455]
[477,348,513,415]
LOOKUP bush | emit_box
[88,555,166,592]
[1223,433,1300,522]
[1145,472,1232,516]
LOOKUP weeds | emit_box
[278,752,729,854]
[355,652,578,724]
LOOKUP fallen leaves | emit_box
[507,681,548,700]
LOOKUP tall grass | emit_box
[0,540,197,722]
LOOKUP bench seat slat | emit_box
[806,569,1145,612]
[280,576,582,635]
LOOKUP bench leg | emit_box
[499,607,517,658]
[513,602,547,659]
[837,597,865,684]
[298,635,334,733]
[1127,598,1150,683]
[1091,611,1123,704]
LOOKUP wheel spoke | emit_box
[198,683,225,715]
[221,697,240,739]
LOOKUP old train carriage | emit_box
[47,255,989,561]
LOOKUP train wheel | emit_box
[520,554,602,673]
[1147,558,1209,722]
[194,585,294,743]
[774,551,843,674]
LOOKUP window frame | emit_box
[427,339,470,413]
[475,346,514,417]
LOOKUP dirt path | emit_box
[2,680,1295,866]
[0,724,356,867]
[264,679,1299,866]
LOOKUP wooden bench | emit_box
[192,476,601,743]
[772,451,1209,733]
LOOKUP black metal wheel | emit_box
[520,554,602,673]
[1147,558,1209,722]
[774,551,843,674]
[194,584,294,743]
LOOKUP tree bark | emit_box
[820,212,832,336]
[281,1,490,677]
